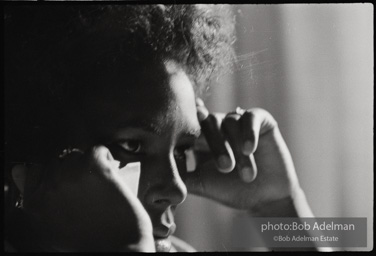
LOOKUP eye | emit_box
[117,140,143,154]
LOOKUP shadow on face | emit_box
[76,59,201,250]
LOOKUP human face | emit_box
[80,60,200,252]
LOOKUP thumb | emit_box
[84,145,120,176]
[83,145,142,197]
[55,145,120,182]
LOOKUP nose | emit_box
[144,154,187,209]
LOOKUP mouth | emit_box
[153,223,176,252]
[153,236,172,252]
[151,206,177,252]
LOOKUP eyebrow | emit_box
[117,119,201,138]
[117,119,163,135]
[184,128,201,139]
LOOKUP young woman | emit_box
[4,5,315,252]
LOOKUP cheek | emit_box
[173,156,188,179]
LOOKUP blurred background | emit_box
[174,4,373,251]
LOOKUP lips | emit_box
[153,223,176,238]
[154,237,172,252]
[150,207,177,252]
[152,217,176,252]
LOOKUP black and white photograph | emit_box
[3,2,373,252]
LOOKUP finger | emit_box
[73,146,139,202]
[240,110,262,155]
[183,159,232,195]
[197,106,235,173]
[54,146,119,183]
[246,154,258,182]
[85,145,121,176]
[222,114,257,182]
[182,163,206,195]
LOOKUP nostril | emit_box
[154,199,170,205]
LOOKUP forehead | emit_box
[81,60,200,138]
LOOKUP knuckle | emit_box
[246,108,269,119]
[244,108,261,118]
[225,112,241,120]
[245,108,278,128]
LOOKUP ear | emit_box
[11,164,28,194]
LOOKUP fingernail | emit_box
[241,166,254,183]
[243,140,254,155]
[217,155,232,172]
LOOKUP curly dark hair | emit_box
[4,4,236,165]
[5,4,235,90]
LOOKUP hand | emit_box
[18,146,155,252]
[184,99,302,213]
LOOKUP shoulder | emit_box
[170,236,196,252]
